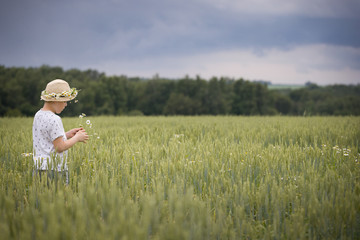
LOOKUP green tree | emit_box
[274,95,292,114]
[103,76,127,115]
[139,79,175,115]
[163,93,201,115]
[231,79,257,115]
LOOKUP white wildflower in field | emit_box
[77,113,99,140]
[21,153,32,157]
[342,148,351,156]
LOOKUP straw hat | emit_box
[41,79,78,101]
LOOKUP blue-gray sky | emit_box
[1,0,360,85]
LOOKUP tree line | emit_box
[1,65,359,117]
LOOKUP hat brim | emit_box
[41,96,76,102]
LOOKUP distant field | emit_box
[0,116,359,239]
[267,84,305,90]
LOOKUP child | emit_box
[32,79,89,183]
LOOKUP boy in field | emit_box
[32,79,89,183]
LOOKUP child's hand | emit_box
[75,129,89,143]
[53,129,89,153]
[66,128,83,139]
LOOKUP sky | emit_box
[1,0,360,85]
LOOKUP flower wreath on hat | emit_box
[41,88,78,101]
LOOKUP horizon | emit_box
[2,63,360,87]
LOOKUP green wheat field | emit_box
[1,116,359,239]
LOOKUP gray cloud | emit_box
[1,0,359,83]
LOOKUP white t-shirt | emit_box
[32,109,68,171]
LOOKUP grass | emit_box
[0,116,359,239]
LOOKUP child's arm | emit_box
[53,129,89,153]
